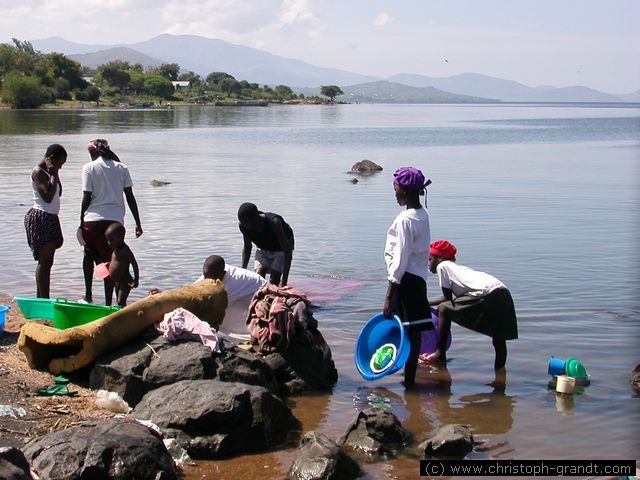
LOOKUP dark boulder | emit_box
[132,380,298,458]
[150,180,171,187]
[337,408,408,458]
[90,335,279,407]
[350,160,383,174]
[630,364,640,394]
[0,447,31,480]
[287,431,361,480]
[419,424,474,458]
[23,418,177,480]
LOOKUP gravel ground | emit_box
[0,295,113,449]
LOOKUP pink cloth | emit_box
[155,307,221,352]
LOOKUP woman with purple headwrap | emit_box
[383,166,432,387]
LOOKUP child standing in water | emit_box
[383,166,432,387]
[104,223,139,306]
[427,240,518,386]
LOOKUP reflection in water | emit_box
[555,393,576,414]
[352,368,516,446]
[404,367,515,442]
[449,391,515,435]
[353,385,405,410]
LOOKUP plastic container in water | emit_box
[548,356,566,376]
[0,305,10,335]
[555,375,576,394]
[53,302,120,329]
[564,357,588,378]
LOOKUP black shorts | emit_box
[390,272,433,332]
[438,288,518,340]
[24,208,63,260]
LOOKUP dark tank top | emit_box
[240,212,294,251]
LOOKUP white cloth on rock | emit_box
[155,307,221,352]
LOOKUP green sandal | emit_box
[35,375,78,396]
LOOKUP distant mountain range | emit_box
[70,47,165,69]
[30,35,639,103]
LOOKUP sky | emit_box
[1,0,639,93]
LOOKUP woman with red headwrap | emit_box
[428,240,518,386]
[80,139,142,305]
[383,166,432,387]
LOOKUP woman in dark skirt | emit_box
[383,166,432,387]
[427,240,518,385]
[24,144,67,298]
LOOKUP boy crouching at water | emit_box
[427,240,518,385]
[105,222,139,307]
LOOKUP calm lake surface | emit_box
[1,104,638,478]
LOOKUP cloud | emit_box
[162,0,324,48]
[374,12,394,27]
[278,0,324,40]
[164,0,282,36]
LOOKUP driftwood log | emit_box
[17,279,227,374]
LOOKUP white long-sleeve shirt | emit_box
[384,207,430,284]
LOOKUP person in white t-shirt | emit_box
[427,240,518,385]
[80,139,142,305]
[196,255,267,338]
[383,166,433,387]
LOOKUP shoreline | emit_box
[2,100,638,111]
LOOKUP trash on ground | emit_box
[95,390,131,414]
[0,405,27,418]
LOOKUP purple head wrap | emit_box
[393,166,432,194]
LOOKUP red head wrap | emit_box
[429,240,457,261]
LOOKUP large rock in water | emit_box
[350,159,383,174]
[630,364,640,394]
[0,447,31,480]
[337,408,408,458]
[287,431,361,480]
[132,379,298,458]
[23,418,177,480]
[419,424,474,458]
[90,334,279,407]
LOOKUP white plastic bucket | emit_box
[555,375,576,394]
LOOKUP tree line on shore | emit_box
[0,39,344,108]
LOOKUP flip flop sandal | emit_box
[35,376,78,396]
[418,352,438,364]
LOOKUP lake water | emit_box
[1,104,638,478]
